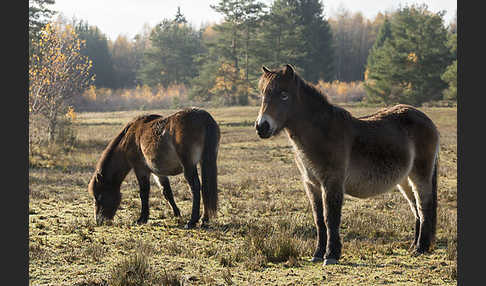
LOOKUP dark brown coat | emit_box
[255,65,439,265]
[88,108,220,228]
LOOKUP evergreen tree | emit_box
[441,59,456,101]
[442,29,457,101]
[372,17,392,50]
[200,0,266,104]
[74,21,116,88]
[259,0,334,82]
[260,0,307,70]
[138,9,204,87]
[364,4,452,105]
[363,17,393,103]
[133,23,152,87]
[174,6,187,24]
[29,0,56,56]
[293,0,334,82]
[29,0,56,42]
[111,35,138,88]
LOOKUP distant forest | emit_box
[30,0,457,110]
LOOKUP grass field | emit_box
[29,106,457,285]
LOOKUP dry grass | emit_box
[29,105,457,285]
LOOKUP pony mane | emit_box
[259,66,352,121]
[95,123,131,176]
[95,114,162,176]
[293,72,352,121]
[258,71,278,95]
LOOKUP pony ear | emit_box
[262,66,272,74]
[283,64,295,77]
[95,172,103,183]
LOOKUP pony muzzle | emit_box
[95,213,113,226]
[256,121,271,138]
[256,115,275,138]
[95,212,105,226]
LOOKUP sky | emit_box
[51,0,457,41]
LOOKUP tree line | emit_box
[29,0,457,145]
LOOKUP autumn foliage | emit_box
[29,23,93,142]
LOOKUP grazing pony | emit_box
[88,108,220,229]
[255,65,439,265]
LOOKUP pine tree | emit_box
[202,0,266,104]
[364,4,452,105]
[29,0,56,42]
[293,0,334,82]
[74,21,116,88]
[29,0,56,55]
[174,6,187,24]
[441,30,457,101]
[138,9,203,87]
[260,0,307,70]
[259,0,334,82]
[363,17,394,103]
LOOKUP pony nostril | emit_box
[257,121,270,135]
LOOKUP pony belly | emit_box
[344,166,410,199]
[152,162,183,176]
[344,180,397,198]
[144,147,183,176]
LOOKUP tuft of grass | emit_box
[107,253,153,286]
[243,251,267,271]
[84,242,105,262]
[159,268,182,286]
[222,268,234,285]
[239,222,302,270]
[29,243,48,261]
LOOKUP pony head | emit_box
[88,171,121,225]
[255,64,299,138]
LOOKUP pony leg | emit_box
[321,179,344,265]
[153,175,181,217]
[295,154,326,261]
[409,166,437,254]
[183,165,201,229]
[303,180,326,262]
[397,179,420,249]
[134,169,151,224]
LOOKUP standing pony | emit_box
[88,108,220,229]
[255,65,439,265]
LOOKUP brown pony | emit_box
[88,108,220,229]
[255,65,439,265]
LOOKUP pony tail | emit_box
[430,144,439,245]
[200,115,220,218]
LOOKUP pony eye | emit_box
[281,91,289,101]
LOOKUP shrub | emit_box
[316,80,366,103]
[108,253,153,286]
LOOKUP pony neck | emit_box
[285,80,347,140]
[98,148,132,188]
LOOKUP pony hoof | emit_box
[136,218,148,225]
[200,222,210,229]
[323,258,338,265]
[310,257,323,262]
[411,249,427,257]
[184,222,196,229]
